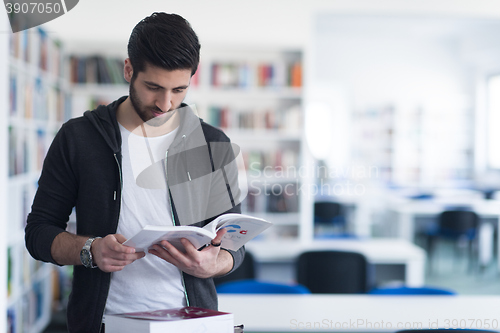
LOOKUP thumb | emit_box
[114,234,128,244]
[212,228,228,245]
[112,234,136,254]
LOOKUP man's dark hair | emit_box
[128,12,200,77]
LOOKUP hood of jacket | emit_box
[83,96,201,156]
[83,96,125,154]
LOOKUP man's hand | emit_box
[148,228,233,278]
[91,234,145,273]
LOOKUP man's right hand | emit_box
[91,234,145,272]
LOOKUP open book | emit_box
[123,213,271,252]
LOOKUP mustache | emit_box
[151,106,164,113]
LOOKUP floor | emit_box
[424,241,500,295]
[42,241,500,332]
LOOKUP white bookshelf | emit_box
[186,47,311,242]
[351,100,473,188]
[1,10,10,333]
[67,53,128,118]
[4,26,70,333]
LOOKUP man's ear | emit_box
[124,58,134,83]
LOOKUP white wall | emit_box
[315,17,470,104]
[307,15,500,186]
[43,0,500,50]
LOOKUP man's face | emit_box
[129,63,192,126]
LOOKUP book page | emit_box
[214,214,272,251]
[123,227,215,252]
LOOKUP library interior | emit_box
[2,0,500,332]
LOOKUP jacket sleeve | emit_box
[25,123,78,265]
[208,139,246,276]
[218,205,245,276]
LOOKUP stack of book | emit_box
[105,307,234,333]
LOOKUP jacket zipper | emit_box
[114,153,123,191]
[165,150,190,307]
[98,154,123,332]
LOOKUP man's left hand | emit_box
[148,228,233,278]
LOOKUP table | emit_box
[219,294,500,332]
[245,239,426,287]
[390,199,500,267]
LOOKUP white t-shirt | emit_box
[105,124,186,315]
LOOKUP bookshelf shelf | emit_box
[251,212,301,225]
[6,231,24,248]
[226,129,302,142]
[352,102,474,186]
[188,87,302,101]
[3,26,71,333]
[71,83,129,94]
[187,48,308,242]
[9,58,68,89]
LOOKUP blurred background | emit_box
[2,0,500,332]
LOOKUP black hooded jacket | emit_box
[25,96,244,333]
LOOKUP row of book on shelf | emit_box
[9,126,53,176]
[7,246,49,333]
[7,279,48,333]
[243,184,300,214]
[9,27,63,78]
[244,149,299,173]
[210,61,302,88]
[7,246,45,297]
[9,71,71,122]
[67,55,302,89]
[69,55,128,85]
[207,104,301,131]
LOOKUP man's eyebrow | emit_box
[144,81,164,88]
[143,81,190,90]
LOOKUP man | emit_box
[25,12,244,333]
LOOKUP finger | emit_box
[149,245,180,266]
[212,228,228,245]
[159,241,193,266]
[107,236,136,254]
[114,234,138,253]
[180,238,199,256]
[100,259,134,270]
[107,252,144,261]
[105,252,144,264]
[100,234,135,254]
[101,261,133,273]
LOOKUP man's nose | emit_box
[156,91,172,112]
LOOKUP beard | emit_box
[129,77,177,127]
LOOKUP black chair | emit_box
[314,201,348,237]
[296,250,372,294]
[213,251,256,286]
[425,210,480,273]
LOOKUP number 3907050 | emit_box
[5,2,62,14]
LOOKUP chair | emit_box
[314,201,348,237]
[216,279,311,294]
[296,250,373,294]
[213,251,256,286]
[369,286,456,295]
[425,210,480,273]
